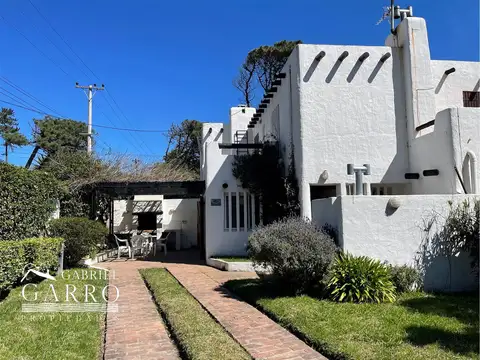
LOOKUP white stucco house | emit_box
[200,11,479,290]
[112,196,199,250]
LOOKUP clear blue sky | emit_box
[1,0,478,166]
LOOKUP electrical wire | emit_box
[0,76,64,116]
[8,2,162,156]
[27,0,100,81]
[0,14,69,76]
[93,123,167,133]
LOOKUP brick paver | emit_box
[168,265,327,360]
[102,261,180,360]
[99,252,326,360]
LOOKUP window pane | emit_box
[239,193,245,230]
[231,192,237,229]
[224,193,229,230]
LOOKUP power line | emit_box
[93,123,168,133]
[0,86,45,112]
[27,0,100,80]
[0,76,64,116]
[10,2,158,156]
[18,6,91,81]
[0,99,49,115]
[0,99,167,134]
[0,14,69,76]
[98,95,156,155]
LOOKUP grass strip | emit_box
[141,268,251,360]
[0,268,107,360]
[225,279,479,360]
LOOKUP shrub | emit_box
[247,217,337,293]
[0,237,63,293]
[48,217,108,266]
[388,264,422,293]
[0,163,61,240]
[327,252,396,303]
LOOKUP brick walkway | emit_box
[103,261,180,360]
[168,265,327,360]
[100,254,326,360]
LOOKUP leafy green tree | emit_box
[164,119,202,175]
[234,40,302,106]
[27,116,88,168]
[0,108,29,163]
[34,116,88,155]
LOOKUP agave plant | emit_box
[327,252,396,303]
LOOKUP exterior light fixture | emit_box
[222,183,228,189]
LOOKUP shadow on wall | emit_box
[166,199,198,247]
[380,49,409,185]
[118,200,134,231]
[414,210,478,293]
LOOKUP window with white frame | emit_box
[224,191,260,231]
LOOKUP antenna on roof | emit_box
[377,1,414,34]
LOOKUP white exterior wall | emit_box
[202,121,253,258]
[312,195,479,292]
[113,196,198,247]
[297,44,409,218]
[409,108,480,194]
[161,198,198,247]
[432,60,480,112]
[252,47,302,176]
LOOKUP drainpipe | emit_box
[466,151,478,193]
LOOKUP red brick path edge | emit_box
[167,265,327,360]
[101,259,326,360]
[103,261,180,360]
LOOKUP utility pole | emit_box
[75,82,104,154]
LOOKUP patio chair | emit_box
[113,234,131,259]
[154,231,169,256]
[131,235,149,259]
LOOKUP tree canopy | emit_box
[163,119,202,175]
[33,116,88,156]
[234,40,302,106]
[0,108,29,163]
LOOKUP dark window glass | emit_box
[231,192,237,229]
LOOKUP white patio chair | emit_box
[131,235,149,259]
[154,231,169,256]
[114,234,131,259]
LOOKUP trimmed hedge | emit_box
[48,217,108,267]
[0,163,61,240]
[0,237,63,293]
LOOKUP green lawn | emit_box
[215,256,251,262]
[0,268,107,360]
[141,268,251,360]
[224,279,479,360]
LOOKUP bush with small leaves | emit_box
[247,217,337,293]
[388,264,422,293]
[48,217,108,267]
[0,237,63,294]
[327,252,396,303]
